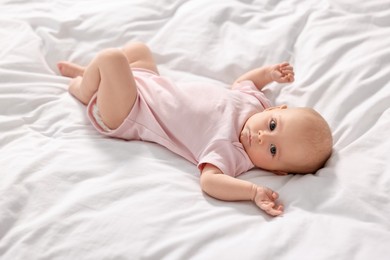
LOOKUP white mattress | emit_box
[1,0,390,259]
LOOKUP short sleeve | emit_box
[198,140,254,177]
[232,80,272,109]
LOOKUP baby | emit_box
[58,42,332,217]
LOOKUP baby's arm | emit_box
[200,164,284,216]
[234,62,294,90]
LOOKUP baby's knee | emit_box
[97,48,127,63]
[124,42,150,52]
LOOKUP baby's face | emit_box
[240,106,312,174]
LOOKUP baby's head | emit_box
[240,105,333,174]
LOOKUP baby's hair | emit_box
[285,107,333,174]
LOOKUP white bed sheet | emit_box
[1,0,389,259]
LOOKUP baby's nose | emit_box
[257,130,269,144]
[257,130,264,144]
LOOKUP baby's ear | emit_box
[272,170,288,176]
[265,104,288,111]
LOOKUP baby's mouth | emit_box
[240,126,251,147]
[248,129,252,146]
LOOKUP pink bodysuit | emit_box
[87,68,272,177]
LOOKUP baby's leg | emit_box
[121,42,159,74]
[94,49,138,129]
[68,48,138,130]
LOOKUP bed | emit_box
[1,0,389,259]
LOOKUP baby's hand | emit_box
[269,62,294,83]
[253,185,284,216]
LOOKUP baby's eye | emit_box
[270,144,277,156]
[269,119,277,131]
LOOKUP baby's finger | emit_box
[277,204,284,211]
[288,74,295,82]
[263,187,278,200]
[280,63,294,70]
[280,63,293,72]
[256,198,284,216]
[282,73,294,82]
[259,201,275,211]
[272,191,279,200]
[266,206,284,216]
[282,69,294,76]
[279,62,290,68]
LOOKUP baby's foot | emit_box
[57,61,85,78]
